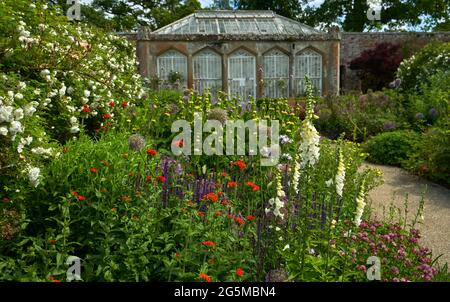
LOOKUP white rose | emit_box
[0,126,8,136]
[14,108,24,120]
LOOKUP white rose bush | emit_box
[0,0,145,192]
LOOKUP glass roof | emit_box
[152,10,323,36]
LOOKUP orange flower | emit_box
[121,195,131,203]
[203,192,218,202]
[173,139,184,148]
[48,239,56,245]
[49,275,61,283]
[234,217,245,226]
[198,211,205,218]
[236,268,245,278]
[146,149,157,156]
[245,182,260,192]
[199,273,211,282]
[220,172,228,177]
[175,252,181,258]
[100,160,110,167]
[214,211,221,217]
[232,160,246,170]
[227,181,237,189]
[156,175,166,183]
[202,241,216,247]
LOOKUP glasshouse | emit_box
[137,10,341,99]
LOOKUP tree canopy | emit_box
[49,0,450,32]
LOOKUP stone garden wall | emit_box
[340,32,450,92]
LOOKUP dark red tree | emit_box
[349,42,403,92]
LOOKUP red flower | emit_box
[71,191,79,196]
[214,211,221,217]
[220,172,228,177]
[198,211,205,218]
[145,175,152,182]
[246,215,254,221]
[90,167,98,173]
[203,192,218,202]
[221,200,230,206]
[109,101,115,107]
[245,182,260,192]
[232,160,246,170]
[234,217,245,226]
[122,101,128,108]
[175,252,181,258]
[77,195,86,201]
[227,181,237,189]
[236,268,245,278]
[199,273,211,282]
[202,241,216,247]
[146,149,157,156]
[49,276,61,283]
[173,139,184,148]
[103,113,111,119]
[155,176,166,183]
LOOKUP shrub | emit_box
[316,91,405,142]
[0,0,145,198]
[397,42,450,94]
[365,130,420,166]
[349,43,403,92]
[403,126,450,187]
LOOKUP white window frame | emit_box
[157,50,188,89]
[294,49,323,96]
[193,49,222,97]
[263,49,289,98]
[228,49,256,101]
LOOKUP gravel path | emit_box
[363,163,450,267]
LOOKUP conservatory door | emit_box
[228,50,256,100]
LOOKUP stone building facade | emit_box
[127,11,450,97]
[135,10,341,99]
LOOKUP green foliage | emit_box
[0,0,145,197]
[89,0,201,31]
[403,126,450,187]
[316,91,404,142]
[364,130,420,166]
[302,0,450,32]
[397,42,450,94]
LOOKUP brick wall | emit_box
[340,32,450,92]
